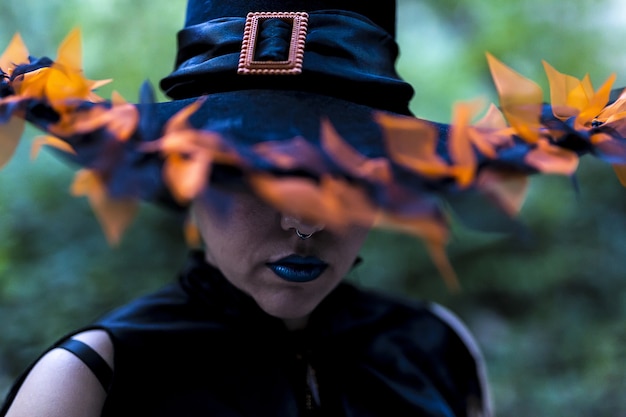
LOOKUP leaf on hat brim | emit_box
[145,112,239,204]
[596,90,626,124]
[184,214,202,247]
[13,29,110,107]
[543,60,616,128]
[250,174,377,231]
[253,136,326,172]
[164,97,207,133]
[376,112,451,178]
[486,53,543,143]
[476,168,529,216]
[525,139,579,175]
[543,60,588,120]
[58,98,139,142]
[448,100,482,188]
[145,99,240,204]
[320,117,392,184]
[587,130,626,166]
[611,164,626,187]
[426,241,460,291]
[578,74,615,127]
[0,33,29,75]
[375,212,458,290]
[111,91,127,106]
[30,135,76,160]
[88,78,114,95]
[56,28,83,73]
[46,65,91,107]
[70,169,138,245]
[164,150,212,204]
[15,68,49,98]
[470,104,515,156]
[49,28,102,104]
[0,116,25,170]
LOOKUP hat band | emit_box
[160,10,415,115]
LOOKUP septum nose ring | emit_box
[282,215,324,240]
[295,229,313,240]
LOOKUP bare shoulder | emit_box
[71,329,115,369]
[4,329,114,417]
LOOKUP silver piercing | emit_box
[295,229,313,240]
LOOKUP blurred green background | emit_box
[1,0,625,415]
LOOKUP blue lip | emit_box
[266,255,328,283]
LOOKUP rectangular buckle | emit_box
[238,12,308,75]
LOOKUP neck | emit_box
[282,316,309,331]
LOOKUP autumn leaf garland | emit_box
[2,31,626,287]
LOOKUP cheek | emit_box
[192,196,280,266]
[326,225,370,273]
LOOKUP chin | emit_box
[257,294,320,322]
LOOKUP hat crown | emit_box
[161,0,413,114]
[184,0,397,37]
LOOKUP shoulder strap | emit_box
[57,338,113,392]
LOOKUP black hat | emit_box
[2,0,626,285]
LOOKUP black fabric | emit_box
[0,251,487,416]
[183,0,397,38]
[161,11,414,114]
[56,339,113,393]
[87,251,486,416]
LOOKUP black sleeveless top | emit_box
[1,252,490,416]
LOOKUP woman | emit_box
[1,0,626,415]
[1,186,491,416]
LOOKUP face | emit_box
[192,187,370,326]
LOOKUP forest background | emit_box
[1,0,625,415]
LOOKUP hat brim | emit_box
[5,50,626,286]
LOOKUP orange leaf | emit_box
[164,97,206,133]
[477,168,529,216]
[70,169,138,245]
[321,117,392,183]
[596,93,626,124]
[46,65,90,104]
[376,112,451,178]
[15,67,49,98]
[448,100,482,187]
[164,152,212,204]
[471,104,518,152]
[146,130,232,163]
[0,33,29,74]
[184,214,202,247]
[425,241,460,292]
[0,116,25,170]
[251,175,339,229]
[30,135,76,160]
[578,73,615,127]
[88,78,113,93]
[56,28,83,73]
[376,212,458,290]
[253,136,323,171]
[525,139,579,175]
[63,101,139,142]
[543,60,587,120]
[250,174,377,231]
[475,104,508,130]
[486,53,543,143]
[612,164,626,187]
[375,212,449,247]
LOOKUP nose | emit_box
[280,215,325,239]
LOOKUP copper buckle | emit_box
[238,12,308,75]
